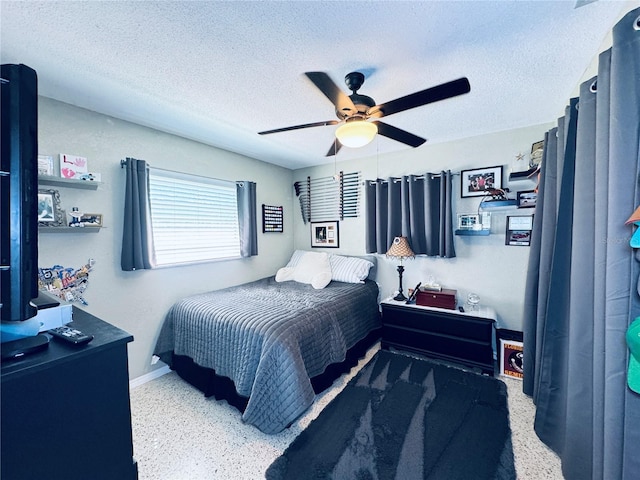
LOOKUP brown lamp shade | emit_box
[386,236,415,259]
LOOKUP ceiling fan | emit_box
[258,71,471,156]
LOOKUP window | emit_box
[148,168,240,266]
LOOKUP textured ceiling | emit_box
[0,1,634,170]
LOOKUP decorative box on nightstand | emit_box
[380,299,497,375]
[415,288,457,310]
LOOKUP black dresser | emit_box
[381,299,497,375]
[1,308,137,480]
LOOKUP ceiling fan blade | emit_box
[373,121,427,148]
[368,77,470,118]
[325,140,343,157]
[258,120,338,135]
[305,72,357,116]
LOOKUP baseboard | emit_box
[130,365,171,390]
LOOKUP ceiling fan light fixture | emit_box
[335,120,377,148]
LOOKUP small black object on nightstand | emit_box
[405,282,422,304]
[48,326,94,345]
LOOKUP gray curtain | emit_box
[121,157,155,271]
[522,8,640,480]
[365,171,455,257]
[236,181,258,257]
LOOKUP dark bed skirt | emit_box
[170,327,382,414]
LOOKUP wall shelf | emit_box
[39,227,101,233]
[479,199,517,209]
[38,175,101,190]
[455,229,490,236]
[509,166,539,181]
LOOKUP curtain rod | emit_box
[367,172,460,185]
[120,158,169,171]
[120,158,188,177]
[120,158,243,185]
[120,158,212,178]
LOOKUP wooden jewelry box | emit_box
[416,288,457,310]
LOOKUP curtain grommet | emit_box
[589,80,597,93]
[634,15,640,31]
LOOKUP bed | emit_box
[153,251,381,434]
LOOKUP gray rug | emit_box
[266,350,515,480]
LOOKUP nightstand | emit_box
[380,298,497,375]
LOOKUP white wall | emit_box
[292,123,553,331]
[36,95,551,379]
[37,97,294,379]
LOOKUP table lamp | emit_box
[386,236,415,301]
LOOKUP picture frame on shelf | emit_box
[457,212,491,231]
[37,155,54,176]
[460,165,503,197]
[78,213,103,227]
[38,189,66,227]
[530,140,544,168]
[516,190,537,208]
[505,215,534,246]
[310,221,339,248]
[59,153,88,179]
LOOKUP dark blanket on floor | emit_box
[266,350,515,480]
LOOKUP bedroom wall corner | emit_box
[36,97,295,380]
[292,123,553,333]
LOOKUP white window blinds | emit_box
[294,171,361,223]
[148,168,240,266]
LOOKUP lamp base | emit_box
[394,264,407,301]
[393,291,407,301]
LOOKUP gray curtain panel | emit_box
[364,171,455,257]
[121,157,155,271]
[522,8,640,480]
[236,181,258,257]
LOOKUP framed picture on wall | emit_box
[311,221,339,248]
[460,165,503,197]
[262,204,283,233]
[505,215,534,246]
[516,190,537,208]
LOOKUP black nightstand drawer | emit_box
[382,325,494,365]
[380,301,496,375]
[383,305,492,342]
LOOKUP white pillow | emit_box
[275,267,295,282]
[293,252,332,289]
[285,249,307,268]
[329,255,373,284]
[275,251,332,289]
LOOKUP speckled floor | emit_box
[130,344,564,479]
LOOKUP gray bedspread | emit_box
[154,276,380,434]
